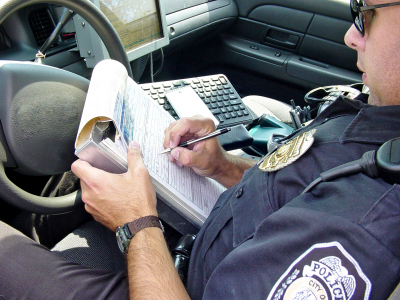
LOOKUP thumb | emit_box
[127,141,145,169]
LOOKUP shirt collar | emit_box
[340,103,400,144]
[312,96,400,145]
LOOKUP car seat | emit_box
[51,220,126,271]
[242,95,293,124]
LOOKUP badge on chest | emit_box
[259,129,316,172]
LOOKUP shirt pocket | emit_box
[230,169,273,248]
[201,165,266,256]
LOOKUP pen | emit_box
[159,127,231,154]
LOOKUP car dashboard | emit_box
[0,0,238,78]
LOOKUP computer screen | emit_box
[74,0,169,67]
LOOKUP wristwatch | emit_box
[116,215,164,255]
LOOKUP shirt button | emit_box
[236,188,243,198]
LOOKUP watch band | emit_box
[116,215,164,255]
[126,215,164,237]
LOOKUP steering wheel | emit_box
[0,0,132,214]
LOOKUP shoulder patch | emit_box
[266,242,371,300]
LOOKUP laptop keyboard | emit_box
[140,74,254,128]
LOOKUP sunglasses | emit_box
[351,0,400,36]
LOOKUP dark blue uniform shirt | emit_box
[186,97,400,299]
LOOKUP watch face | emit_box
[116,226,130,254]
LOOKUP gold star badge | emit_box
[259,129,316,172]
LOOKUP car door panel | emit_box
[236,0,352,21]
[164,0,238,55]
[219,0,361,92]
[249,5,314,33]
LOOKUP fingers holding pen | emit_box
[163,116,216,149]
[163,117,216,166]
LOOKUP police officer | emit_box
[1,0,400,299]
[71,0,400,298]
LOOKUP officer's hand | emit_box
[163,116,228,178]
[71,141,157,231]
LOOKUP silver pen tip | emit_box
[159,148,171,155]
